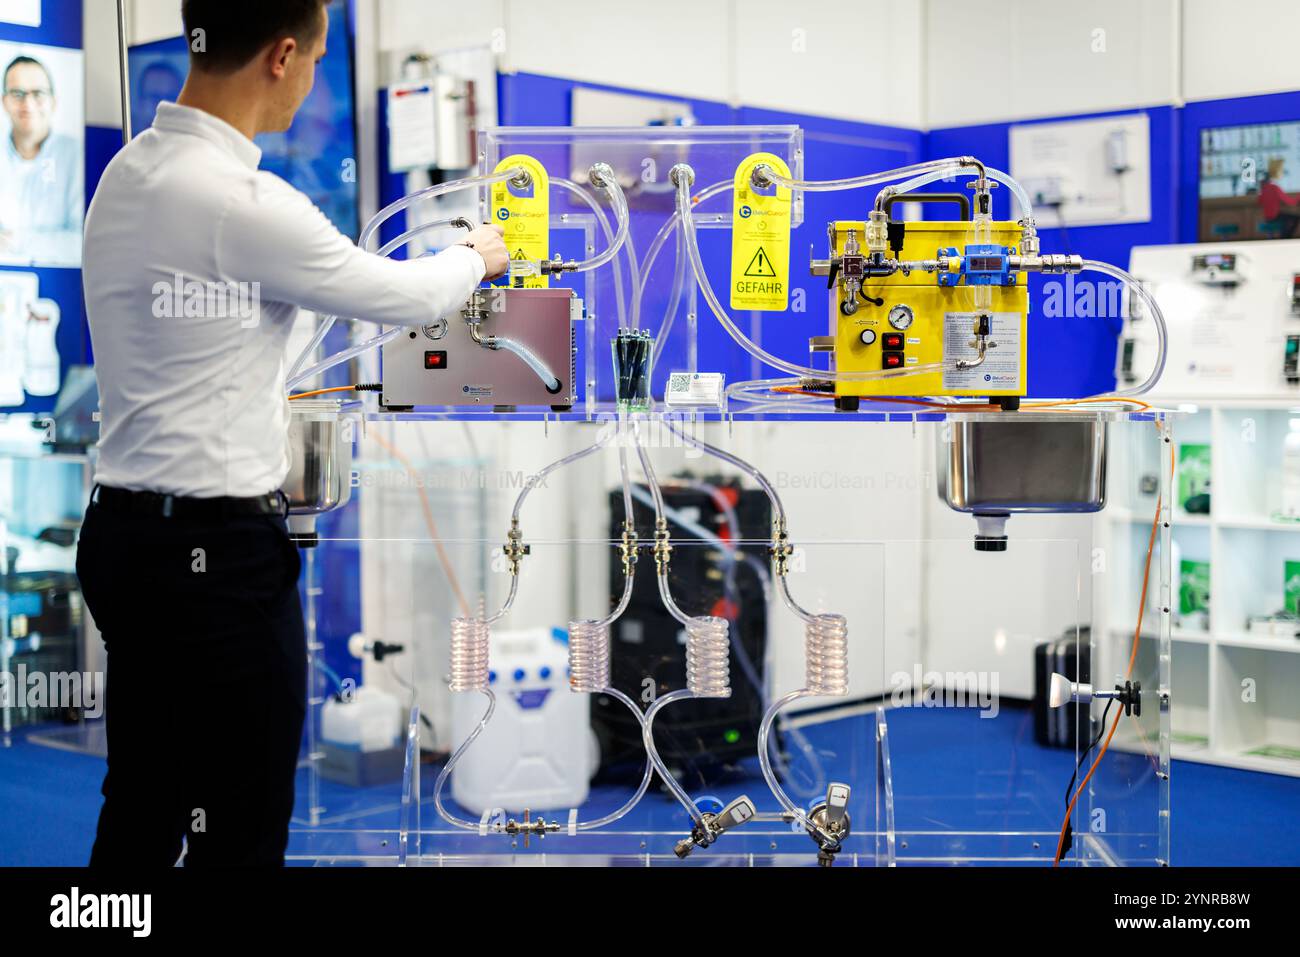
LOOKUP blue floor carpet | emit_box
[1,704,1296,866]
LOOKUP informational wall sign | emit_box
[0,0,41,27]
[386,81,438,173]
[1009,113,1151,227]
[730,152,791,311]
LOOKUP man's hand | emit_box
[461,224,508,281]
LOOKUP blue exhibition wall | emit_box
[0,0,85,414]
[486,72,926,398]
[488,78,1300,399]
[926,106,1182,398]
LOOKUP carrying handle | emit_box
[882,192,971,222]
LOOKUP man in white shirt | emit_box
[77,0,507,867]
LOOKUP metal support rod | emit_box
[116,0,132,145]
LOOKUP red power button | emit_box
[424,351,447,369]
[882,351,904,369]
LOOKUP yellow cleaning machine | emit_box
[805,181,1078,412]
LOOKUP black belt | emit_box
[91,484,289,520]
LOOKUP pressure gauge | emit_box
[422,317,449,340]
[887,304,914,331]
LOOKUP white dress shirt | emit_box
[84,102,485,498]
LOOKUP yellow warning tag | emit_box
[730,152,791,311]
[491,154,549,288]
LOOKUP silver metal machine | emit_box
[379,287,580,411]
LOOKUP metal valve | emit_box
[804,782,852,867]
[673,795,757,858]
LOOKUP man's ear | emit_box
[268,37,298,79]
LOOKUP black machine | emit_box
[593,478,772,788]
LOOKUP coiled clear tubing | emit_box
[448,616,490,692]
[805,614,849,697]
[755,614,850,845]
[568,619,612,693]
[685,616,732,699]
[434,616,495,831]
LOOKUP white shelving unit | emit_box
[1102,240,1300,778]
[1099,400,1300,777]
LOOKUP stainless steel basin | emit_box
[940,417,1108,512]
[280,400,353,543]
[938,416,1108,550]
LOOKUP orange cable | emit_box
[1053,421,1171,865]
[767,387,1151,413]
[288,385,356,401]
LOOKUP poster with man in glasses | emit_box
[0,43,84,267]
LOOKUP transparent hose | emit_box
[758,614,849,845]
[567,613,652,831]
[661,419,787,523]
[674,175,943,383]
[433,616,495,831]
[725,377,831,407]
[616,426,634,523]
[652,227,689,356]
[287,326,403,391]
[658,419,825,628]
[360,168,521,251]
[630,419,744,828]
[641,615,732,829]
[642,689,704,825]
[553,177,628,329]
[569,174,631,274]
[626,483,771,600]
[432,689,495,830]
[485,573,517,627]
[755,156,986,193]
[875,165,1034,223]
[437,423,633,830]
[635,180,730,331]
[1080,260,1168,397]
[633,475,813,792]
[288,168,520,383]
[286,217,467,384]
[621,216,642,333]
[562,416,652,831]
[510,430,614,523]
[480,432,613,624]
[490,336,561,392]
[629,423,691,625]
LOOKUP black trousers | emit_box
[76,499,306,866]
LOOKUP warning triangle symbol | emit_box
[744,246,777,277]
[511,248,528,260]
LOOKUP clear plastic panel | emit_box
[287,412,1171,866]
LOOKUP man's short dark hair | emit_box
[3,55,54,95]
[181,0,328,74]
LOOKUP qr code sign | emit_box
[668,373,692,392]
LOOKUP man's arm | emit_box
[215,173,507,326]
